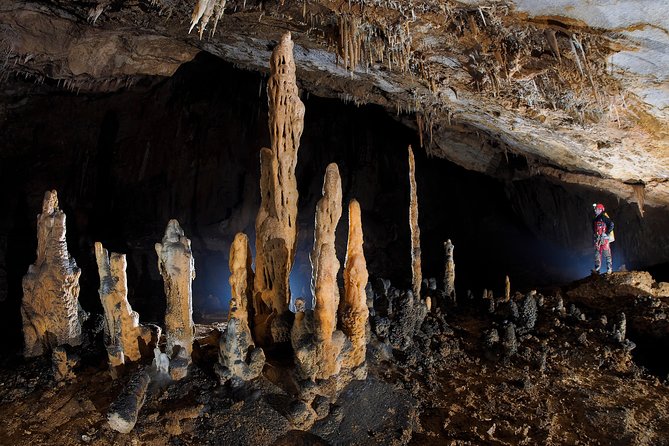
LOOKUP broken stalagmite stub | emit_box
[254,31,305,346]
[155,219,196,381]
[21,190,84,357]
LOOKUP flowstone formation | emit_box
[155,219,196,380]
[254,32,305,346]
[215,233,266,385]
[408,145,422,300]
[95,242,156,375]
[340,199,369,370]
[21,190,83,357]
[293,164,346,382]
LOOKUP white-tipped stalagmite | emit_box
[254,32,305,345]
[408,145,422,300]
[444,239,455,303]
[155,219,195,380]
[340,199,369,369]
[95,242,156,375]
[215,233,265,385]
[293,164,346,381]
[21,190,83,357]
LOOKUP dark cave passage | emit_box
[0,51,668,354]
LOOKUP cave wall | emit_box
[1,51,668,353]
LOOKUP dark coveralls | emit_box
[593,213,614,273]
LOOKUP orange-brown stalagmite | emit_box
[408,145,422,300]
[254,32,305,345]
[215,233,265,385]
[340,199,369,369]
[155,219,195,380]
[95,242,156,376]
[293,164,346,381]
[21,190,83,357]
[444,239,455,303]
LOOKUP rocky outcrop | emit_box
[340,199,369,370]
[21,190,83,357]
[215,233,265,385]
[155,219,196,380]
[95,242,156,375]
[293,164,346,381]
[408,146,422,300]
[253,32,305,345]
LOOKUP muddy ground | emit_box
[1,271,668,445]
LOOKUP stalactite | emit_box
[155,219,195,380]
[340,199,369,369]
[408,145,422,300]
[189,0,227,39]
[254,32,304,345]
[21,190,83,358]
[95,242,156,376]
[632,184,645,217]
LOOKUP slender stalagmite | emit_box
[21,190,82,357]
[505,275,511,302]
[155,220,195,380]
[293,164,346,380]
[340,199,369,369]
[408,145,422,300]
[215,233,265,385]
[444,239,455,303]
[95,242,155,374]
[254,32,305,345]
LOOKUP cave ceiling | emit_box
[1,0,668,210]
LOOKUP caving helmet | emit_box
[593,203,605,215]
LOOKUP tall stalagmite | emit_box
[215,233,265,385]
[95,242,155,374]
[340,199,369,369]
[293,164,346,381]
[155,220,195,380]
[408,145,422,300]
[254,31,305,345]
[444,239,455,302]
[21,190,83,357]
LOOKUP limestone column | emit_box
[340,199,369,369]
[95,242,155,374]
[21,190,83,357]
[408,146,422,300]
[215,233,265,384]
[254,32,305,345]
[155,219,195,380]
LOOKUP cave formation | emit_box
[1,1,669,444]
